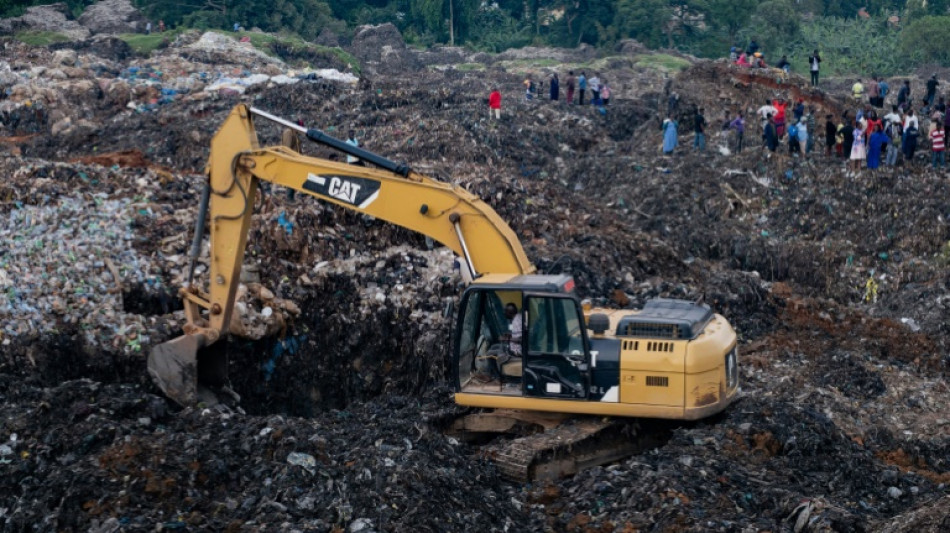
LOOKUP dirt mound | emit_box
[0,2,90,40]
[77,0,144,35]
[348,23,421,76]
[49,34,135,61]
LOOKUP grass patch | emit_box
[455,63,485,71]
[634,53,692,72]
[118,31,180,55]
[14,30,69,46]
[225,31,360,74]
[500,58,561,68]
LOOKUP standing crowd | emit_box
[487,70,612,120]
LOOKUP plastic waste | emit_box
[287,451,317,474]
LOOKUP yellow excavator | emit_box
[149,104,739,480]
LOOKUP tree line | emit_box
[2,0,948,74]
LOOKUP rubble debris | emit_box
[0,3,91,41]
[0,15,947,530]
[77,0,144,36]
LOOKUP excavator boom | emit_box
[149,104,533,405]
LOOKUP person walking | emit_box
[578,72,587,106]
[693,107,707,151]
[523,77,533,101]
[158,20,165,32]
[808,50,821,86]
[145,21,152,35]
[565,71,575,104]
[662,116,678,154]
[550,73,559,101]
[729,112,745,153]
[931,122,945,168]
[488,87,501,119]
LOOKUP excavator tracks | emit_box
[477,416,671,482]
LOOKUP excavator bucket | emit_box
[148,334,228,406]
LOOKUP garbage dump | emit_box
[0,5,948,531]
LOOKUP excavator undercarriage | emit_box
[446,410,673,482]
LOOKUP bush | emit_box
[899,15,950,66]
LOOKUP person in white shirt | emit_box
[903,109,919,132]
[882,105,902,129]
[903,109,920,162]
[345,130,361,164]
[504,303,523,355]
[588,73,601,103]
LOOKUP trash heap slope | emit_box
[0,32,948,531]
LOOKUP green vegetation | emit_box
[1,0,948,77]
[764,14,904,77]
[13,30,69,46]
[118,31,176,55]
[634,53,691,73]
[499,58,561,69]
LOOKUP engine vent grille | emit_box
[618,322,679,339]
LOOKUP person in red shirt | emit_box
[489,88,501,119]
[931,122,945,168]
[773,98,788,138]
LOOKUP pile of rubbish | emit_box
[0,4,948,530]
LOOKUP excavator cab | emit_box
[453,274,592,401]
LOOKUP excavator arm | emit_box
[149,104,534,405]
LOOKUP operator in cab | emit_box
[503,303,523,355]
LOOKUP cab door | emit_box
[522,293,591,399]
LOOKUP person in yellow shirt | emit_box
[852,79,865,100]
